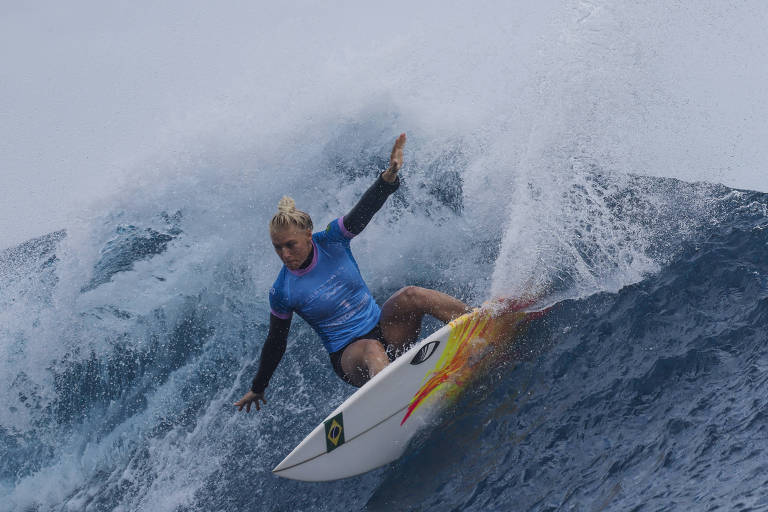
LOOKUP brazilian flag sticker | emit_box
[324,412,345,452]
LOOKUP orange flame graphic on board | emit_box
[401,298,546,425]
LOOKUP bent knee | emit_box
[394,286,428,307]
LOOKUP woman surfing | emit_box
[234,133,469,413]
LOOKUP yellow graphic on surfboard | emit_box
[401,298,545,425]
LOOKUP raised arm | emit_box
[342,133,406,235]
[234,313,291,412]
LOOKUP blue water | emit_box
[2,127,767,511]
[370,200,768,511]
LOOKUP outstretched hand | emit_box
[382,133,406,183]
[234,390,266,412]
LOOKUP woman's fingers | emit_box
[234,392,266,413]
[394,132,406,149]
[234,395,250,411]
[390,133,406,171]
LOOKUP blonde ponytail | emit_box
[270,196,313,232]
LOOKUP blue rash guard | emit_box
[250,173,400,394]
[268,217,381,353]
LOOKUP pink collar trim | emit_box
[287,240,318,276]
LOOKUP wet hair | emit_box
[269,196,313,232]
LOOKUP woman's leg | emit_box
[380,286,469,349]
[341,287,468,387]
[340,338,390,387]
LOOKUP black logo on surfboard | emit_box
[410,340,440,365]
[324,412,345,452]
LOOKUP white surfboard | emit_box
[272,299,545,481]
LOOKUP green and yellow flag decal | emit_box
[324,412,345,452]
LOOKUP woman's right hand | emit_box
[234,390,266,412]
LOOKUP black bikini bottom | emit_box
[328,324,395,386]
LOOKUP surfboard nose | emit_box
[271,421,327,477]
[272,458,289,473]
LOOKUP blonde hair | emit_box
[270,196,313,232]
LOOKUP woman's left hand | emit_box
[382,133,406,183]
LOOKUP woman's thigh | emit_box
[340,338,390,387]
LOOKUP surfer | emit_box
[234,133,469,412]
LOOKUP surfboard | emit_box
[272,298,546,482]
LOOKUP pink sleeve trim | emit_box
[338,216,356,239]
[270,308,292,320]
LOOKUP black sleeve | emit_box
[250,314,292,394]
[342,173,400,236]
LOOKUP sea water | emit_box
[2,2,768,510]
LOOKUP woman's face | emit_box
[270,226,313,270]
